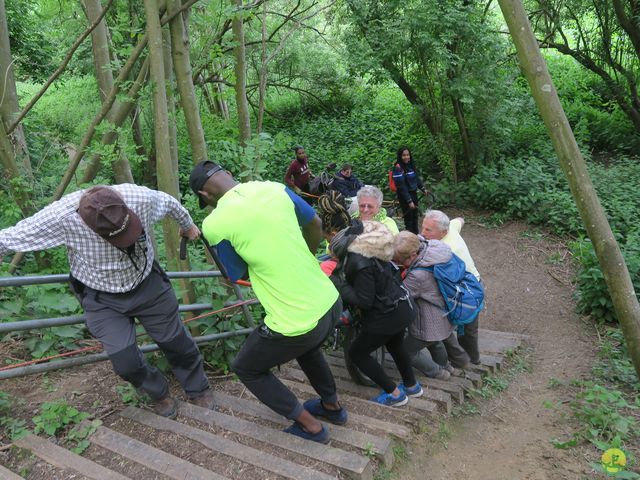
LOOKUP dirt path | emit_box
[397,214,599,480]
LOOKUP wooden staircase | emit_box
[5,329,528,480]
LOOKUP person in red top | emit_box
[284,146,312,197]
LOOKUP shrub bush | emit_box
[457,154,640,323]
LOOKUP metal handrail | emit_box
[0,270,257,379]
[0,270,224,287]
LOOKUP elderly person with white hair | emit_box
[352,185,399,235]
[421,210,481,365]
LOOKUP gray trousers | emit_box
[403,335,447,377]
[79,264,209,400]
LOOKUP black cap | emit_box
[190,161,224,208]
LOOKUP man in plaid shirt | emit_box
[0,184,213,418]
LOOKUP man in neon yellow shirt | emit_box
[190,161,346,444]
[421,210,481,364]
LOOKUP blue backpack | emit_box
[411,253,484,334]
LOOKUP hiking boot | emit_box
[435,368,451,381]
[445,363,455,374]
[153,395,177,419]
[303,398,348,425]
[370,390,408,407]
[399,382,424,398]
[283,422,330,444]
[189,389,215,410]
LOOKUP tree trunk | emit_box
[0,0,32,180]
[143,0,197,328]
[231,0,251,144]
[0,115,32,217]
[162,28,179,173]
[256,0,267,133]
[451,96,472,178]
[168,0,208,163]
[83,0,115,103]
[498,0,640,378]
[81,0,136,183]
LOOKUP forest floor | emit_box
[1,212,636,479]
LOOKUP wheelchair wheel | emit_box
[342,323,386,387]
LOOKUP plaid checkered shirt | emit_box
[0,184,195,293]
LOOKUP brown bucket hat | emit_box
[78,186,143,248]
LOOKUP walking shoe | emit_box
[283,422,330,444]
[153,395,178,419]
[370,390,408,407]
[303,398,348,425]
[445,363,455,374]
[189,389,215,410]
[434,368,451,381]
[399,382,424,398]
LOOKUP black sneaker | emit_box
[153,395,177,419]
[303,398,348,425]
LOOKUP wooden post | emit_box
[497,0,640,377]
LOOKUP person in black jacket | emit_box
[330,220,423,406]
[332,164,364,198]
[391,147,429,234]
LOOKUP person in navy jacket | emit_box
[391,147,428,233]
[332,164,364,198]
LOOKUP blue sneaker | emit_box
[370,390,408,407]
[399,382,424,398]
[283,422,330,444]
[303,398,348,425]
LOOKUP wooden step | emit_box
[177,401,376,479]
[278,374,425,425]
[14,433,129,480]
[214,390,410,442]
[91,425,228,480]
[323,362,451,414]
[0,464,26,480]
[480,329,530,342]
[326,350,466,403]
[480,354,503,371]
[120,406,348,480]
[282,367,437,414]
[322,355,452,412]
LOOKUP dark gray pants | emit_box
[232,298,342,420]
[443,331,472,368]
[458,317,480,364]
[80,265,209,400]
[403,335,447,378]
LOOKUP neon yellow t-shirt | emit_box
[202,181,338,336]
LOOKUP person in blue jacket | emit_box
[391,147,428,234]
[332,164,364,198]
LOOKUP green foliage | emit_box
[458,154,640,323]
[549,327,639,466]
[115,384,147,407]
[5,0,55,81]
[592,328,640,393]
[66,419,101,454]
[551,381,638,452]
[0,392,29,440]
[262,88,434,190]
[32,400,89,436]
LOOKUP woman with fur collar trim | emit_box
[329,220,423,406]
